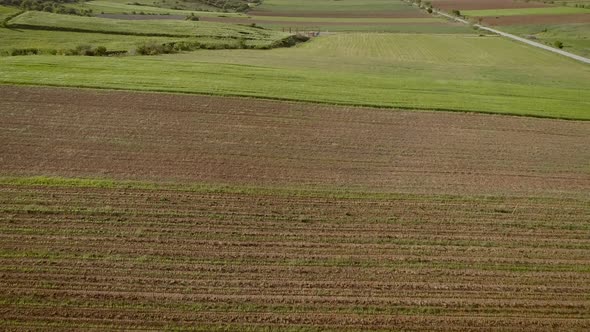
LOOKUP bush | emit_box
[10,48,39,56]
[554,40,564,49]
[185,13,199,21]
[451,9,461,17]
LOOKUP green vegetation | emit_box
[1,33,589,119]
[500,23,590,57]
[0,10,297,53]
[462,6,590,17]
[67,0,246,16]
[8,11,286,39]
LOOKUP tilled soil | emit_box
[0,185,589,330]
[247,10,430,18]
[1,85,588,197]
[430,0,549,11]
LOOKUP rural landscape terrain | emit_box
[0,0,589,331]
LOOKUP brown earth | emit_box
[0,85,589,198]
[247,10,430,18]
[200,16,449,26]
[482,13,590,25]
[430,0,549,11]
[0,185,589,330]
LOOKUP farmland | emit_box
[0,0,589,330]
[431,0,590,56]
[1,86,589,331]
[1,33,589,119]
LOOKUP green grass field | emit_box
[8,11,287,40]
[0,29,202,55]
[1,33,588,119]
[0,5,19,22]
[67,0,245,16]
[501,23,590,57]
[462,6,590,17]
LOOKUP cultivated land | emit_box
[1,33,589,119]
[1,86,589,197]
[430,0,590,56]
[1,86,589,331]
[1,0,590,330]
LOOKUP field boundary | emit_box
[1,82,587,121]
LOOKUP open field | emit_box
[1,180,589,331]
[67,0,246,16]
[0,86,589,330]
[481,13,590,25]
[1,86,588,197]
[0,29,199,55]
[7,11,287,40]
[462,7,590,17]
[250,0,418,17]
[1,33,589,119]
[1,0,589,328]
[500,23,590,57]
[430,0,549,11]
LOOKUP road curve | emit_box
[435,10,590,65]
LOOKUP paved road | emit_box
[435,10,590,65]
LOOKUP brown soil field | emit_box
[247,10,430,18]
[1,184,589,330]
[1,85,589,330]
[430,0,549,11]
[199,16,448,27]
[482,13,590,25]
[1,85,588,198]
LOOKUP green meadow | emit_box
[1,33,589,119]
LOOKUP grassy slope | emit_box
[0,29,201,54]
[68,0,244,16]
[1,33,589,120]
[8,11,287,40]
[500,23,590,58]
[462,6,590,17]
[0,5,19,22]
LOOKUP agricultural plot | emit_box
[462,7,590,17]
[429,0,550,11]
[1,86,588,196]
[7,11,286,39]
[432,0,590,56]
[1,34,589,119]
[0,86,589,331]
[250,0,419,17]
[500,23,590,57]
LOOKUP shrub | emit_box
[185,13,199,21]
[554,40,564,49]
[451,9,461,16]
[10,48,39,56]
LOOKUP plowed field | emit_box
[1,183,589,331]
[1,86,588,197]
[1,86,589,330]
[430,0,549,11]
